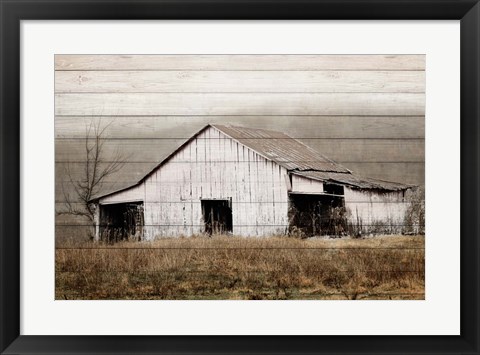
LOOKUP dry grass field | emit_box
[55,235,424,300]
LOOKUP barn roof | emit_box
[211,124,349,173]
[90,124,412,202]
[291,171,412,191]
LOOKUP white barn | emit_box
[90,124,413,241]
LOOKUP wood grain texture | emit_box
[55,138,424,163]
[56,161,424,186]
[342,162,424,185]
[57,162,424,184]
[54,54,426,228]
[55,159,426,204]
[55,70,425,93]
[55,55,426,71]
[55,93,425,116]
[98,126,291,237]
[55,116,425,139]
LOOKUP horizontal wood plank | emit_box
[55,70,425,93]
[55,116,425,139]
[55,138,424,163]
[55,161,424,203]
[342,162,424,185]
[55,93,425,116]
[55,55,425,71]
[55,161,154,184]
[54,54,425,213]
[55,161,424,186]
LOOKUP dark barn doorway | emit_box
[289,193,346,237]
[201,199,233,235]
[99,202,144,242]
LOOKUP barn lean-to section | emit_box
[91,124,412,241]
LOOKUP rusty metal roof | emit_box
[213,125,411,191]
[212,124,349,173]
[292,171,412,191]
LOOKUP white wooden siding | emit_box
[112,126,290,238]
[99,183,145,205]
[344,187,408,231]
[291,175,324,194]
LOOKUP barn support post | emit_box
[93,203,100,242]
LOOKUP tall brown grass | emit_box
[55,235,424,300]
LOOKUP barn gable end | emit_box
[94,125,290,240]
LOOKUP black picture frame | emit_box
[1,1,479,354]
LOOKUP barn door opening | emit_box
[201,199,233,235]
[99,202,144,242]
[288,194,346,237]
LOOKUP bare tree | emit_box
[58,119,126,235]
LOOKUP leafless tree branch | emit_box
[57,118,126,228]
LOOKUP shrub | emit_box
[403,187,425,235]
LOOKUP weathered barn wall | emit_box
[100,183,144,204]
[97,126,290,238]
[291,175,324,194]
[55,55,425,241]
[344,187,408,234]
[141,127,289,238]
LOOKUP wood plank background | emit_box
[55,54,425,71]
[56,70,425,93]
[55,93,424,116]
[55,54,425,240]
